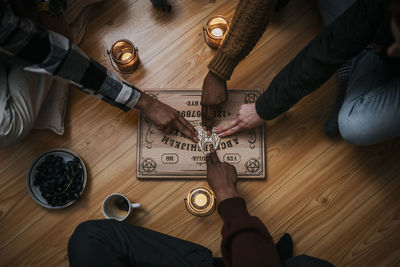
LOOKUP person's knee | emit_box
[69,221,103,254]
[69,220,105,245]
[68,220,119,249]
[69,221,94,249]
[0,64,54,148]
[338,108,379,146]
[0,110,35,148]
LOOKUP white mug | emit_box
[102,193,141,221]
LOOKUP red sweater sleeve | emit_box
[218,197,281,267]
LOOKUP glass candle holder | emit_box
[109,39,140,73]
[185,186,216,217]
[203,16,229,49]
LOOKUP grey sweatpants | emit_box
[0,62,53,148]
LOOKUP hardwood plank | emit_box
[207,140,400,264]
[80,0,234,66]
[0,146,185,266]
[203,0,337,228]
[126,0,315,89]
[2,0,398,266]
[117,0,333,249]
[0,89,120,175]
[0,108,136,248]
[0,0,229,174]
[305,144,400,266]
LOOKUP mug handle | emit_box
[131,203,141,208]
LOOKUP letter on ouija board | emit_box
[175,141,181,148]
[161,136,169,144]
[232,137,239,145]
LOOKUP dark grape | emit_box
[75,185,83,193]
[33,154,84,207]
[56,176,65,186]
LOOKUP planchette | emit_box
[197,128,221,155]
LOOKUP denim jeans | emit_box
[338,49,400,145]
[318,0,400,145]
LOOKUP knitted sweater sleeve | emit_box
[208,0,276,80]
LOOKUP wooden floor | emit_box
[1,0,400,266]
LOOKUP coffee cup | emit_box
[102,193,141,221]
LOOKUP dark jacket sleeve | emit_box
[218,197,281,267]
[255,0,385,120]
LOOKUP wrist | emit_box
[218,197,249,222]
[208,51,238,81]
[214,187,239,203]
[135,93,154,112]
[208,70,226,83]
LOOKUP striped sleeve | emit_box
[0,2,140,111]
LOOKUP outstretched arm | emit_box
[208,0,277,81]
[202,0,276,129]
[255,0,385,120]
[0,2,140,111]
[206,150,280,267]
[219,197,280,267]
[0,2,197,140]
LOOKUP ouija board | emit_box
[137,90,265,179]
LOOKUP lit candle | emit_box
[203,16,229,49]
[120,52,133,61]
[109,39,140,73]
[194,193,207,207]
[211,27,224,37]
[185,187,216,217]
[211,28,224,37]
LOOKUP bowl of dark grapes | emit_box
[27,149,87,209]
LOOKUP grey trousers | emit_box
[0,62,53,148]
[318,0,400,145]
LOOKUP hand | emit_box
[206,149,239,203]
[201,71,227,129]
[136,93,198,142]
[217,103,265,138]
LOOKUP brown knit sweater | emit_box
[208,0,276,80]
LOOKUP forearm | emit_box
[208,0,276,80]
[218,197,280,267]
[255,0,384,120]
[0,4,140,111]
